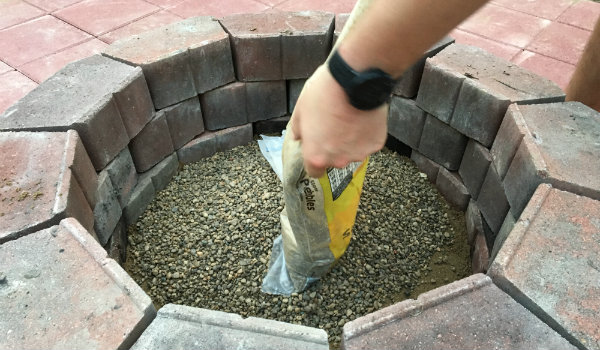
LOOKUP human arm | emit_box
[290,0,489,177]
[566,17,600,112]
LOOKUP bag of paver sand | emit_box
[260,124,368,295]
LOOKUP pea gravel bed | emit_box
[125,142,470,347]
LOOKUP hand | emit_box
[290,65,388,178]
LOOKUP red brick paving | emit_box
[459,3,552,48]
[558,0,600,31]
[99,10,182,44]
[0,0,598,113]
[511,50,577,90]
[527,21,591,65]
[19,38,108,83]
[0,15,91,67]
[0,0,45,31]
[449,29,521,61]
[0,71,37,113]
[169,0,268,19]
[54,0,160,36]
[491,0,576,20]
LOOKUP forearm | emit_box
[336,0,489,77]
[566,17,600,112]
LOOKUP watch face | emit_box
[348,69,394,110]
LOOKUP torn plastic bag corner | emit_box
[258,124,368,296]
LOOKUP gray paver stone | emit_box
[130,111,175,172]
[459,138,492,200]
[435,168,470,211]
[503,102,600,218]
[221,11,334,81]
[288,79,306,114]
[246,80,287,122]
[140,152,179,192]
[104,17,234,109]
[215,124,253,152]
[471,232,489,274]
[489,209,516,264]
[177,132,218,164]
[341,274,576,350]
[0,55,138,170]
[333,13,349,45]
[0,131,94,243]
[393,36,455,98]
[162,96,205,150]
[105,217,127,264]
[131,304,328,350]
[410,150,441,183]
[112,68,155,139]
[103,147,138,208]
[489,184,600,350]
[465,200,484,246]
[93,171,122,246]
[123,176,156,225]
[388,96,426,150]
[490,104,529,179]
[415,60,464,123]
[0,218,156,350]
[418,114,467,171]
[200,82,247,130]
[477,163,510,234]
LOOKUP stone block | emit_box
[200,82,247,131]
[333,13,350,45]
[435,168,470,211]
[139,152,179,192]
[503,102,600,218]
[104,17,234,109]
[417,44,564,147]
[465,200,483,246]
[0,55,139,170]
[477,163,510,234]
[450,77,511,147]
[387,96,426,150]
[471,232,489,274]
[415,60,464,123]
[177,132,218,164]
[490,104,529,179]
[112,68,155,139]
[215,124,253,152]
[410,150,441,183]
[341,274,576,350]
[459,138,492,200]
[123,176,155,225]
[221,11,334,81]
[162,96,204,150]
[93,171,122,246]
[66,131,99,209]
[0,131,94,243]
[105,218,127,264]
[0,218,156,350]
[489,209,516,264]
[489,184,600,350]
[131,304,328,350]
[102,147,138,208]
[482,216,496,255]
[254,116,290,135]
[246,80,287,122]
[418,114,467,171]
[130,111,175,173]
[393,36,454,98]
[287,79,306,114]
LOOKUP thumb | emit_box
[290,111,301,141]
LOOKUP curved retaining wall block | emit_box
[0,11,598,350]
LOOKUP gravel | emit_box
[125,142,465,348]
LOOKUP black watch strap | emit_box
[329,50,358,90]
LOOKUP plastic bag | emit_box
[260,123,368,295]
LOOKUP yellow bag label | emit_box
[319,159,368,259]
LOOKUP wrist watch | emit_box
[328,50,396,110]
